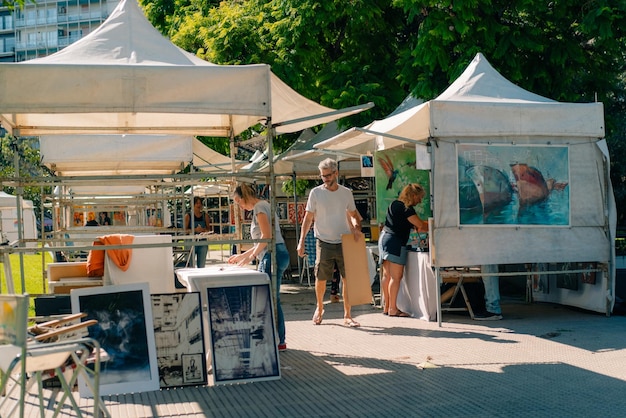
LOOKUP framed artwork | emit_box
[146,208,163,227]
[552,262,580,291]
[256,184,270,200]
[72,210,84,227]
[277,202,288,221]
[205,278,280,385]
[243,209,253,222]
[97,211,112,226]
[241,223,251,240]
[360,154,374,177]
[151,292,207,388]
[71,283,159,397]
[457,144,570,226]
[287,202,306,224]
[113,211,127,226]
[374,148,431,222]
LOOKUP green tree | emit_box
[2,0,28,9]
[143,0,409,127]
[393,0,626,225]
[0,135,52,219]
[144,0,626,225]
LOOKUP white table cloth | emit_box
[396,251,437,321]
[176,265,269,307]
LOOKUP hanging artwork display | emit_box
[71,283,159,397]
[151,292,207,388]
[457,144,570,226]
[374,148,431,222]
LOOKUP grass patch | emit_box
[2,251,53,317]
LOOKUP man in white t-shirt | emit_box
[297,158,362,327]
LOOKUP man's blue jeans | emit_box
[481,264,501,314]
[259,243,290,345]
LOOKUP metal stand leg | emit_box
[1,249,15,294]
[299,256,312,287]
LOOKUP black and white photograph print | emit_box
[182,353,205,384]
[151,292,207,388]
[206,282,280,385]
[71,282,159,397]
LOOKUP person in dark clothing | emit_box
[378,184,428,317]
[184,196,211,268]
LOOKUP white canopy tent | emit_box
[40,134,193,176]
[0,192,36,245]
[0,0,371,137]
[243,122,363,177]
[318,53,615,315]
[192,139,247,174]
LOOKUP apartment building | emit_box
[0,0,119,62]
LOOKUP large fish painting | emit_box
[458,144,569,226]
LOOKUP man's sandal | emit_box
[343,318,360,328]
[313,308,324,325]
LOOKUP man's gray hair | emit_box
[318,158,338,172]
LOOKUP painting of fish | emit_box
[510,163,568,206]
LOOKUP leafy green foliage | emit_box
[281,178,314,197]
[0,134,52,219]
[141,0,626,225]
[1,0,27,10]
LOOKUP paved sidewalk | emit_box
[9,283,626,417]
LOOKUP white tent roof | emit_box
[185,184,230,196]
[0,191,33,208]
[240,122,361,176]
[316,53,604,152]
[40,134,192,176]
[192,139,247,173]
[0,0,370,137]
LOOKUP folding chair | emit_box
[0,294,110,418]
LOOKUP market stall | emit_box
[316,53,615,316]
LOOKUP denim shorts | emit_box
[379,230,408,265]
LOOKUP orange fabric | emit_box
[99,234,134,271]
[86,241,105,277]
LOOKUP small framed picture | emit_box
[204,276,280,385]
[151,292,207,388]
[181,353,205,384]
[71,283,159,397]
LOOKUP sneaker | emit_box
[278,343,287,351]
[474,311,503,321]
[330,295,341,303]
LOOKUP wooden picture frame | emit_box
[71,283,159,397]
[151,292,207,388]
[204,277,280,385]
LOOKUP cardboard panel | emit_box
[341,234,373,306]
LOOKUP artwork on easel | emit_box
[151,292,207,388]
[204,278,280,385]
[71,283,159,397]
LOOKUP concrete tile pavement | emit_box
[9,283,626,417]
